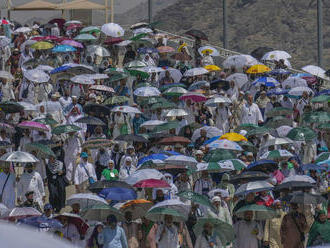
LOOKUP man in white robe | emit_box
[74,152,97,193]
[215,103,232,134]
[1,79,15,101]
[63,132,82,182]
[0,163,15,208]
[155,215,179,248]
[241,94,263,125]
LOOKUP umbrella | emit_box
[18,121,49,132]
[317,123,330,131]
[133,179,170,188]
[159,68,182,82]
[266,107,293,118]
[1,207,41,220]
[311,95,330,103]
[82,204,124,222]
[82,138,112,149]
[165,109,188,117]
[140,120,166,129]
[66,193,108,209]
[203,149,237,162]
[25,142,56,158]
[74,116,105,126]
[73,34,97,41]
[139,66,164,73]
[220,132,247,142]
[52,45,76,53]
[204,65,222,72]
[80,26,100,34]
[71,75,94,85]
[185,29,208,40]
[124,60,147,68]
[262,137,293,147]
[61,40,83,48]
[188,81,210,90]
[302,111,330,124]
[223,55,250,69]
[207,139,243,151]
[315,152,330,163]
[120,199,153,220]
[99,187,137,201]
[34,117,58,126]
[265,116,292,129]
[246,126,271,137]
[125,169,163,185]
[0,101,24,113]
[54,213,89,236]
[146,207,187,222]
[198,46,220,56]
[157,46,175,53]
[86,45,110,57]
[0,71,14,80]
[14,27,32,34]
[177,191,215,210]
[165,155,198,167]
[235,204,277,220]
[205,96,232,107]
[225,73,248,88]
[115,134,148,143]
[288,86,314,96]
[235,181,274,196]
[163,87,188,97]
[286,127,317,141]
[158,136,191,145]
[35,65,54,72]
[196,161,234,173]
[184,67,209,77]
[302,65,329,80]
[252,77,280,87]
[179,92,207,102]
[138,153,169,167]
[83,104,110,116]
[260,149,293,161]
[286,192,327,205]
[229,171,270,184]
[104,96,130,105]
[52,124,81,135]
[193,218,234,244]
[18,216,63,229]
[246,64,271,74]
[31,41,54,50]
[24,69,50,83]
[88,180,133,193]
[247,159,278,172]
[0,151,39,163]
[111,105,141,114]
[134,87,160,97]
[282,77,307,88]
[0,222,74,248]
[261,50,291,61]
[16,101,37,112]
[149,198,190,217]
[101,23,125,37]
[275,175,316,191]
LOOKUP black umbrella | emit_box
[83,104,111,116]
[250,46,273,61]
[229,171,270,184]
[274,181,315,192]
[281,192,327,205]
[88,180,134,193]
[0,101,24,113]
[185,29,208,41]
[210,79,230,90]
[115,134,149,143]
[75,116,106,126]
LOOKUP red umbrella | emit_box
[49,18,66,29]
[54,213,89,236]
[157,46,175,53]
[2,19,9,25]
[158,136,191,145]
[18,121,49,132]
[133,179,170,188]
[31,36,64,42]
[104,37,124,45]
[179,92,207,102]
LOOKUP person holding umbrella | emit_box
[194,221,222,248]
[74,152,97,193]
[155,214,179,248]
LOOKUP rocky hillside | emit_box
[149,0,330,68]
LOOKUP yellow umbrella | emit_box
[120,199,153,220]
[31,41,54,50]
[220,132,247,142]
[178,42,187,52]
[246,64,271,74]
[204,65,222,71]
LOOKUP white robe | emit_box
[241,103,263,125]
[215,107,231,134]
[1,83,15,101]
[0,172,15,208]
[155,224,179,248]
[74,161,97,185]
[119,165,137,180]
[194,234,222,248]
[64,134,82,181]
[234,220,263,248]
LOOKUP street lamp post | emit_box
[317,0,323,67]
[223,0,228,49]
[148,0,152,24]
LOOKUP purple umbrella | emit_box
[61,39,83,48]
[18,121,49,132]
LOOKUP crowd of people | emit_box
[0,17,329,248]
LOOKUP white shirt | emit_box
[74,162,97,185]
[59,96,72,109]
[234,220,263,248]
[155,224,179,248]
[241,103,263,125]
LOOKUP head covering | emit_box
[107,214,117,223]
[212,196,221,202]
[195,150,204,155]
[80,152,88,158]
[25,191,34,197]
[44,203,53,210]
[125,157,132,163]
[109,159,114,164]
[127,145,134,150]
[89,93,96,99]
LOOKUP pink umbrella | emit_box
[89,85,114,92]
[133,179,170,188]
[61,39,84,48]
[179,92,207,102]
[18,121,49,132]
[66,24,82,31]
[1,207,41,221]
[157,46,175,53]
[0,122,14,130]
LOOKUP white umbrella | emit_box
[14,27,31,34]
[289,86,314,96]
[24,69,50,83]
[134,87,161,97]
[71,75,95,85]
[262,137,293,147]
[184,67,209,77]
[0,203,8,216]
[226,73,248,88]
[0,71,14,80]
[223,55,250,69]
[20,39,37,52]
[0,222,75,248]
[132,27,153,35]
[101,23,124,37]
[140,120,166,129]
[235,181,274,196]
[86,45,110,57]
[165,109,188,117]
[85,74,109,80]
[207,139,243,151]
[35,65,54,72]
[125,169,163,185]
[65,20,82,26]
[18,101,37,111]
[165,155,198,167]
[149,199,190,218]
[282,77,307,89]
[139,66,165,73]
[191,126,223,142]
[276,125,293,137]
[66,193,108,209]
[115,40,132,47]
[261,50,291,61]
[159,68,182,82]
[282,175,316,184]
[198,46,220,56]
[260,149,294,160]
[240,54,259,66]
[89,84,114,92]
[164,87,187,95]
[0,36,10,47]
[197,161,235,172]
[301,65,329,80]
[111,106,141,114]
[0,151,39,163]
[205,96,232,107]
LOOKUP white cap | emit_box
[212,196,221,202]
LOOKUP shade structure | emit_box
[56,0,105,10]
[12,0,56,10]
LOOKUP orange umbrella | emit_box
[120,199,153,220]
[157,46,175,53]
[220,132,248,142]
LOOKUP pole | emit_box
[105,0,108,23]
[110,0,114,23]
[317,0,323,67]
[222,0,228,49]
[148,0,152,24]
[61,0,65,19]
[7,0,11,20]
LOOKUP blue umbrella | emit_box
[252,77,280,87]
[315,89,330,96]
[137,47,158,54]
[247,159,277,171]
[99,187,137,201]
[52,44,77,53]
[50,65,71,74]
[203,136,221,145]
[301,163,327,172]
[138,153,169,166]
[267,69,291,76]
[267,89,289,96]
[188,81,210,91]
[18,216,63,229]
[160,151,181,156]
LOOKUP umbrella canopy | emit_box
[115,134,148,143]
[302,65,329,80]
[203,149,237,162]
[124,60,147,68]
[311,95,330,103]
[74,34,97,41]
[54,213,88,236]
[302,111,330,124]
[159,68,182,82]
[134,87,160,97]
[288,86,314,96]
[198,46,220,56]
[140,120,166,129]
[197,161,234,173]
[14,27,32,34]
[0,101,24,113]
[125,169,163,185]
[261,50,291,61]
[247,159,278,172]
[18,216,63,229]
[83,104,111,116]
[177,191,215,210]
[262,137,293,147]
[0,71,14,80]
[286,192,327,205]
[133,179,170,188]
[104,96,130,105]
[82,139,112,149]
[18,121,49,132]
[86,45,110,57]
[157,46,175,53]
[120,199,153,220]
[266,107,293,118]
[24,69,50,83]
[149,198,190,217]
[111,105,141,114]
[0,36,10,48]
[218,159,247,171]
[52,124,81,135]
[158,136,191,145]
[52,44,76,53]
[30,41,54,50]
[61,39,84,48]
[260,149,293,161]
[101,23,124,37]
[165,109,188,117]
[0,151,39,163]
[286,127,317,141]
[99,187,137,201]
[1,207,41,220]
[82,204,124,222]
[220,133,247,142]
[71,75,95,85]
[184,67,209,77]
[246,64,271,74]
[165,155,198,167]
[265,116,292,129]
[25,142,56,158]
[88,180,134,194]
[229,171,270,184]
[205,96,232,107]
[74,116,106,126]
[275,175,316,191]
[163,87,188,97]
[207,139,243,151]
[315,152,330,163]
[146,207,187,222]
[252,77,280,87]
[179,92,207,102]
[223,55,253,69]
[235,204,277,220]
[235,181,274,196]
[225,73,249,88]
[66,193,108,209]
[80,26,100,34]
[282,77,307,88]
[34,117,58,126]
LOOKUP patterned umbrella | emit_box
[54,213,89,236]
[235,181,274,196]
[1,207,41,221]
[89,85,114,92]
[184,67,209,77]
[0,151,39,163]
[101,23,125,37]
[25,142,56,158]
[179,92,207,102]
[74,116,106,126]
[133,179,170,188]
[24,69,50,83]
[61,39,84,48]
[52,124,81,135]
[158,136,191,145]
[235,204,277,220]
[207,139,243,151]
[134,87,161,97]
[18,121,49,132]
[157,46,175,53]
[197,161,234,173]
[120,199,153,220]
[286,127,317,141]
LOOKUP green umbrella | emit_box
[80,26,101,34]
[265,116,292,128]
[160,83,186,92]
[130,33,148,41]
[104,67,129,75]
[234,123,259,133]
[193,218,235,245]
[196,162,234,173]
[25,142,56,158]
[311,95,330,103]
[177,191,215,210]
[82,204,124,222]
[302,111,330,123]
[315,152,330,163]
[0,101,24,113]
[134,82,151,89]
[52,124,81,135]
[138,96,163,106]
[286,127,317,141]
[234,204,277,220]
[108,73,128,83]
[266,107,293,118]
[146,207,186,222]
[317,123,330,131]
[74,33,97,41]
[203,149,236,162]
[219,159,247,170]
[104,96,130,105]
[82,139,113,149]
[128,69,149,79]
[34,117,58,126]
[124,60,147,68]
[152,121,179,133]
[260,149,293,161]
[150,101,177,110]
[246,126,271,137]
[163,87,187,97]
